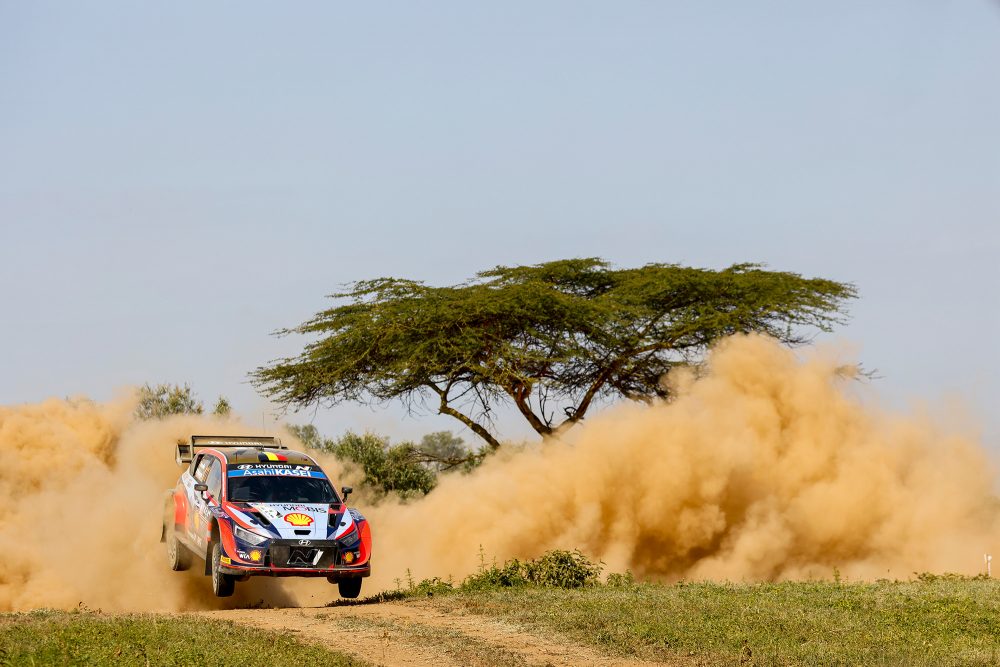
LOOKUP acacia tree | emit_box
[252,259,856,449]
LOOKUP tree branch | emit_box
[428,383,502,450]
[507,381,553,436]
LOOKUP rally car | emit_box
[161,435,372,598]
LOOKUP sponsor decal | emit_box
[279,504,315,512]
[343,551,356,564]
[220,556,232,565]
[227,468,326,478]
[254,505,283,520]
[249,549,263,563]
[287,548,319,566]
[284,512,314,527]
[236,463,314,470]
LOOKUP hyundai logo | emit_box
[297,539,312,546]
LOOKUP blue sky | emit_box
[2,1,998,446]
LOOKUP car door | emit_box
[183,454,214,551]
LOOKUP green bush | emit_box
[287,425,493,498]
[463,559,531,591]
[524,550,603,588]
[462,549,602,591]
[288,427,436,498]
[606,571,636,587]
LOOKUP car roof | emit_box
[212,447,318,467]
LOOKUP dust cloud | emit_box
[1,335,997,611]
[0,398,303,611]
[370,334,1000,585]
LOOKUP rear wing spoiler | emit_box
[175,435,286,466]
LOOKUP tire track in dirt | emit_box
[205,599,671,667]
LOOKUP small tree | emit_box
[212,396,232,417]
[287,423,323,450]
[254,259,855,449]
[289,426,437,497]
[414,431,487,472]
[135,383,204,420]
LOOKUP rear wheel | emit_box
[166,528,192,571]
[337,577,363,599]
[211,542,236,597]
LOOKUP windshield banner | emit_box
[227,464,326,479]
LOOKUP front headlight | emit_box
[234,524,269,546]
[338,527,360,549]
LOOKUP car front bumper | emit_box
[220,538,370,579]
[218,561,371,579]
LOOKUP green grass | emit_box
[357,551,1000,665]
[429,578,1000,666]
[0,610,368,666]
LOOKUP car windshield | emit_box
[227,469,338,504]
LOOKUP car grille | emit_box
[268,540,338,568]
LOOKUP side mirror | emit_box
[341,486,353,501]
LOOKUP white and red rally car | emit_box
[161,435,372,598]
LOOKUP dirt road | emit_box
[207,599,668,667]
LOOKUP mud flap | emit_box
[205,521,219,576]
[204,544,214,576]
[160,490,174,543]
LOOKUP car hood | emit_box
[244,502,352,540]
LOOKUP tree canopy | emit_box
[252,258,856,449]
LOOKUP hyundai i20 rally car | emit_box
[161,435,372,598]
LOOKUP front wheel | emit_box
[211,542,236,597]
[337,577,362,599]
[166,529,192,571]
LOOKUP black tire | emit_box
[166,529,192,571]
[211,542,236,597]
[338,577,363,599]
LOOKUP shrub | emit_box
[606,571,636,587]
[289,427,437,498]
[462,549,602,590]
[463,559,531,591]
[523,550,603,588]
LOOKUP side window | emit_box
[194,455,213,483]
[206,459,223,500]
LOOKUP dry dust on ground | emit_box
[206,600,676,667]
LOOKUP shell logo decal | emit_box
[283,512,313,527]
